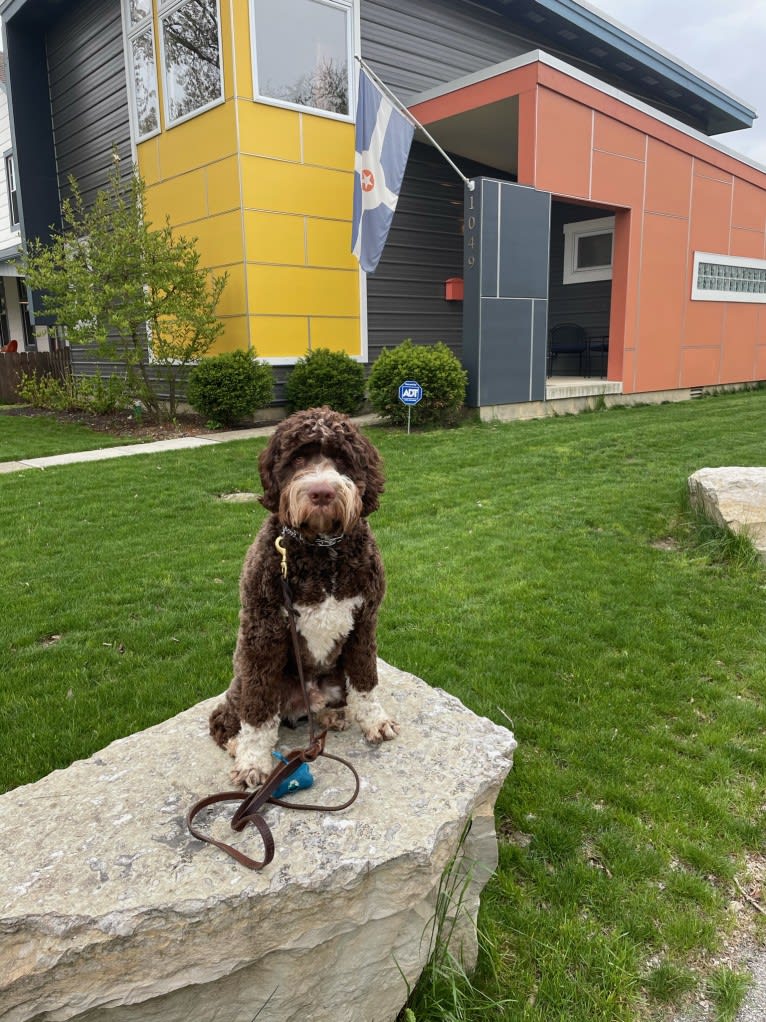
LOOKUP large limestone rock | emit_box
[688,467,766,560]
[0,660,516,1022]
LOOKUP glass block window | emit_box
[692,252,766,304]
[252,0,354,118]
[563,216,615,284]
[123,0,161,141]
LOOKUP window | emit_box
[692,252,766,304]
[160,0,224,125]
[562,216,615,284]
[123,0,161,140]
[252,0,353,118]
[5,153,18,227]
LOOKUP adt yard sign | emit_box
[399,381,422,405]
[398,380,422,434]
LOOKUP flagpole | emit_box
[355,56,475,192]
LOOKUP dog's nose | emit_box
[308,483,335,507]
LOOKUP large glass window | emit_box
[123,0,160,140]
[160,0,224,124]
[252,0,352,117]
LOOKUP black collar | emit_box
[281,524,345,548]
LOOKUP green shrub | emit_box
[186,349,273,426]
[285,347,366,415]
[367,339,467,427]
[18,370,132,414]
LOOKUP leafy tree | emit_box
[20,166,228,419]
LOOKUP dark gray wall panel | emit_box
[360,0,535,101]
[46,0,131,208]
[548,200,612,339]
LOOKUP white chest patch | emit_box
[294,595,363,665]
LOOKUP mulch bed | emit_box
[0,406,239,441]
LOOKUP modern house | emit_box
[0,52,32,352]
[1,0,765,416]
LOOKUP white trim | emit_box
[691,251,766,304]
[250,0,356,123]
[121,0,162,146]
[562,215,615,285]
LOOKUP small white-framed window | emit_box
[159,0,224,127]
[563,216,615,285]
[122,0,161,141]
[691,251,766,304]
[5,152,19,228]
[251,0,354,119]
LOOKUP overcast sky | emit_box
[583,0,766,167]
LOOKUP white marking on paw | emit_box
[294,595,363,664]
[346,688,400,744]
[230,718,280,788]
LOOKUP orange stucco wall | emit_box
[526,64,766,394]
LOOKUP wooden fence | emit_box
[0,349,71,404]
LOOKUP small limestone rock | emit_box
[688,467,766,561]
[0,660,516,1022]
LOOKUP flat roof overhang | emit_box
[408,51,766,183]
[478,0,755,136]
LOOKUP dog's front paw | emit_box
[316,707,350,731]
[362,718,401,744]
[229,720,279,789]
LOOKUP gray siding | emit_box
[548,201,612,338]
[46,0,132,208]
[361,0,535,100]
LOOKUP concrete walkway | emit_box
[0,425,275,474]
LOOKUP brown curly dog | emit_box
[209,407,399,787]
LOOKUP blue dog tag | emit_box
[271,751,314,799]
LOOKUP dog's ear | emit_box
[350,430,385,516]
[258,431,282,512]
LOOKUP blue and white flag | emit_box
[351,68,414,274]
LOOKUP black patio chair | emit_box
[548,322,587,376]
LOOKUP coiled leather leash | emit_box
[186,534,360,869]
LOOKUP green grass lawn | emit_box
[2,390,766,1020]
[0,409,141,460]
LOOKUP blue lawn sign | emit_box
[351,69,414,274]
[398,380,422,434]
[398,380,422,405]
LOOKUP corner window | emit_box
[692,252,766,304]
[123,0,161,140]
[5,153,18,228]
[252,0,353,118]
[563,216,615,284]
[160,0,224,125]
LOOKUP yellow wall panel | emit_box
[245,211,305,265]
[206,157,241,216]
[310,317,361,356]
[157,102,238,179]
[238,102,301,162]
[137,138,162,186]
[184,209,244,268]
[229,1,254,99]
[210,317,250,354]
[250,316,310,358]
[306,218,355,269]
[146,170,207,226]
[248,265,359,317]
[242,156,352,219]
[302,114,354,171]
[211,261,246,318]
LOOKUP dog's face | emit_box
[259,407,384,535]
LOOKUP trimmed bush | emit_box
[285,347,366,415]
[367,339,467,427]
[187,349,273,426]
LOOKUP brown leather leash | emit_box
[186,534,360,870]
